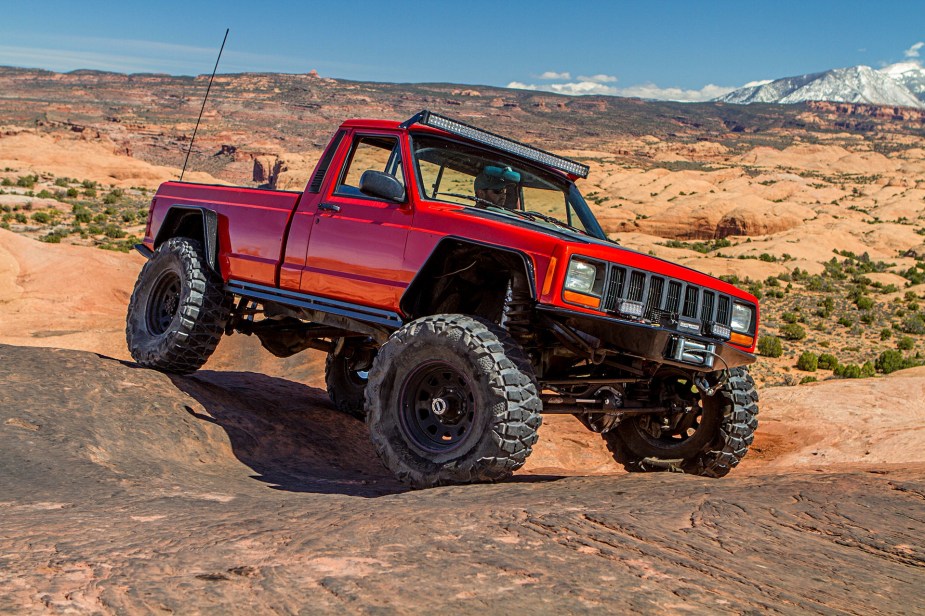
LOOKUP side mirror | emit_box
[359,170,405,202]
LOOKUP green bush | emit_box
[897,336,915,351]
[861,361,875,378]
[834,363,862,378]
[817,353,839,370]
[66,187,78,198]
[800,376,818,384]
[880,328,892,341]
[758,335,783,358]
[837,316,853,327]
[797,352,818,372]
[54,177,69,187]
[782,312,799,324]
[876,350,906,374]
[103,224,126,239]
[73,208,91,224]
[779,323,807,341]
[856,296,874,310]
[901,315,925,335]
[14,213,26,224]
[30,211,50,224]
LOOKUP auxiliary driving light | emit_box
[706,321,732,340]
[613,299,644,318]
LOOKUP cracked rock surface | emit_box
[1,344,923,614]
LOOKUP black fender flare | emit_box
[399,236,537,318]
[153,205,220,272]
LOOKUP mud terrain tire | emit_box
[325,343,374,420]
[126,237,231,374]
[603,367,758,477]
[366,314,542,488]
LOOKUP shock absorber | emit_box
[502,280,535,343]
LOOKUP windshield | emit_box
[410,134,607,240]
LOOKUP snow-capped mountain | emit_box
[716,65,924,109]
[882,62,925,101]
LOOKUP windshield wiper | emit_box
[513,209,586,235]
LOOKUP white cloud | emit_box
[743,79,773,88]
[905,42,924,58]
[576,73,617,83]
[507,77,737,102]
[508,80,619,96]
[538,71,571,80]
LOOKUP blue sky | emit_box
[0,0,922,101]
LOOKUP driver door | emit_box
[300,132,414,311]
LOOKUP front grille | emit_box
[599,264,734,335]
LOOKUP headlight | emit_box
[730,303,753,332]
[564,258,604,296]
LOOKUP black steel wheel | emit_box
[126,237,231,374]
[398,360,478,454]
[603,367,758,477]
[366,314,542,488]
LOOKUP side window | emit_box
[336,135,404,197]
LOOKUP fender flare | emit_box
[154,205,220,272]
[399,236,537,318]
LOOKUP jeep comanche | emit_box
[127,110,760,487]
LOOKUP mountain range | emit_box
[717,63,925,109]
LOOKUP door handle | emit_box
[318,202,341,213]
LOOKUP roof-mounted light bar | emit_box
[400,110,590,179]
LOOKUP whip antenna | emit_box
[180,28,229,182]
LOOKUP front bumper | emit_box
[537,305,756,371]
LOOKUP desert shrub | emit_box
[121,210,135,223]
[901,315,925,335]
[81,179,97,189]
[14,213,26,223]
[800,376,818,384]
[40,231,64,244]
[834,363,862,378]
[860,312,875,324]
[36,189,53,199]
[856,296,874,310]
[30,211,50,224]
[779,323,806,341]
[54,177,69,187]
[103,224,126,239]
[73,208,91,224]
[0,178,12,187]
[797,352,818,372]
[880,328,893,340]
[758,335,783,358]
[861,361,876,378]
[83,188,97,198]
[898,336,915,351]
[876,350,906,374]
[782,311,799,324]
[16,175,36,188]
[66,187,78,198]
[837,316,853,327]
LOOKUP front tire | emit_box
[126,237,231,374]
[603,367,758,477]
[365,315,542,488]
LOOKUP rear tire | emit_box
[126,237,231,374]
[325,341,375,420]
[366,315,542,488]
[603,367,758,477]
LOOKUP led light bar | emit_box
[402,110,590,179]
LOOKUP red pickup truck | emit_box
[127,110,760,488]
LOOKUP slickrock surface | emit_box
[1,344,923,614]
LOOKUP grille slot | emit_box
[717,296,730,324]
[701,291,715,322]
[645,277,664,319]
[665,281,682,313]
[602,267,626,311]
[627,272,646,302]
[683,286,699,318]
